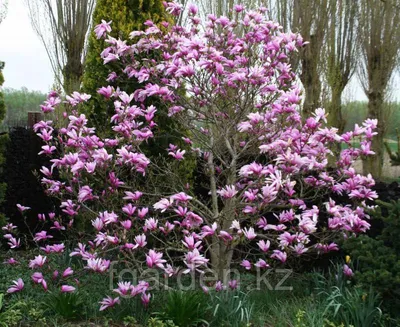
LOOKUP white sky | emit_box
[0,0,53,92]
[0,0,399,102]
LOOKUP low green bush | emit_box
[343,199,400,316]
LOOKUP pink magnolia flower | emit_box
[219,231,233,242]
[171,192,193,203]
[215,281,224,292]
[2,223,17,232]
[315,242,339,253]
[94,20,112,39]
[153,198,173,212]
[120,220,132,230]
[255,259,270,269]
[40,243,65,254]
[343,264,354,278]
[7,278,24,294]
[32,272,48,291]
[99,296,120,311]
[7,237,20,249]
[182,235,202,250]
[146,250,166,269]
[92,218,104,231]
[4,258,19,265]
[31,272,44,283]
[217,185,238,199]
[62,267,74,278]
[141,293,151,307]
[29,255,47,269]
[113,281,132,296]
[123,191,143,201]
[159,221,175,235]
[86,258,110,273]
[168,149,186,161]
[98,86,113,98]
[257,240,271,252]
[183,249,209,273]
[122,203,136,216]
[144,218,158,232]
[137,207,149,219]
[50,221,65,231]
[34,231,53,242]
[135,234,147,248]
[163,1,183,16]
[61,285,76,293]
[241,259,252,270]
[243,227,257,240]
[233,4,245,12]
[271,250,287,263]
[78,185,95,202]
[201,223,217,238]
[228,279,238,290]
[16,204,30,212]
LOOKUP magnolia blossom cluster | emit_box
[3,2,377,310]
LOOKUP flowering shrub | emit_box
[2,2,377,311]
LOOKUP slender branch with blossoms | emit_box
[2,2,378,311]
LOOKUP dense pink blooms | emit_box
[2,2,379,311]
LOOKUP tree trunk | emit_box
[300,38,322,118]
[63,59,83,94]
[210,238,234,282]
[362,92,384,179]
[328,86,345,163]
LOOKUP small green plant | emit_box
[208,290,253,327]
[295,309,306,327]
[147,317,179,327]
[122,315,138,326]
[155,290,209,327]
[44,291,84,320]
[0,295,24,327]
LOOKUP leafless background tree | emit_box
[325,0,359,157]
[358,0,400,178]
[24,0,95,94]
[268,0,330,118]
[0,0,8,25]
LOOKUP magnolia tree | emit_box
[3,2,377,310]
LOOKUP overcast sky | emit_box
[0,0,53,92]
[1,0,399,102]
